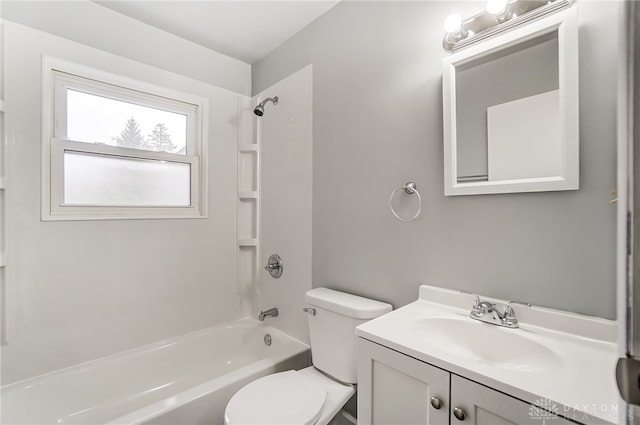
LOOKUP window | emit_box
[42,57,208,220]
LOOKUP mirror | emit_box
[442,6,578,196]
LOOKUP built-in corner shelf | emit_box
[236,102,260,296]
[238,145,259,153]
[238,239,258,247]
[238,191,258,200]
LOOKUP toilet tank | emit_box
[305,288,392,384]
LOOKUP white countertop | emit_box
[355,285,620,425]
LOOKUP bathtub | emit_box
[1,318,311,425]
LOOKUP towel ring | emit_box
[389,182,422,222]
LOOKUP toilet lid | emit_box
[225,370,327,425]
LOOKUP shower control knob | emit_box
[453,407,466,421]
[430,397,443,410]
[264,254,283,278]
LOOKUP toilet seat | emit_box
[224,370,327,425]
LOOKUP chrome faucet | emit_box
[469,296,530,328]
[258,308,279,321]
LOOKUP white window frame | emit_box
[42,56,209,220]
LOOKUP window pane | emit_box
[64,152,191,207]
[66,89,188,154]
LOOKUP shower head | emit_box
[253,96,278,117]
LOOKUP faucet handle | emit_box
[470,295,483,318]
[506,300,531,315]
[501,301,531,327]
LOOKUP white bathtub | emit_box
[1,318,311,425]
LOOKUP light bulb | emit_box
[443,13,463,33]
[486,0,508,15]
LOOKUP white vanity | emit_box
[356,285,619,425]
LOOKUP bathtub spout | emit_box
[258,308,279,321]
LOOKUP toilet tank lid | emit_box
[305,288,392,319]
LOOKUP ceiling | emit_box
[95,1,340,64]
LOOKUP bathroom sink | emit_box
[356,286,620,425]
[412,317,564,372]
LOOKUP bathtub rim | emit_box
[107,356,299,424]
[1,316,308,391]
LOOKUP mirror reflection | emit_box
[456,31,559,183]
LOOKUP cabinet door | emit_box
[357,338,450,425]
[450,375,576,425]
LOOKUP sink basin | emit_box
[412,317,564,372]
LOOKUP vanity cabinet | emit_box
[357,338,576,425]
[449,375,574,425]
[357,337,449,425]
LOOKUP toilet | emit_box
[224,287,392,425]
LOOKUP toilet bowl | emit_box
[224,288,392,425]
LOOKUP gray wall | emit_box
[252,1,620,319]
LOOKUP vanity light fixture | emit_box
[442,0,574,52]
[486,0,511,23]
[443,13,468,42]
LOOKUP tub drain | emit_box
[264,333,272,346]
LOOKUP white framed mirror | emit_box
[442,6,578,196]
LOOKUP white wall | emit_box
[1,21,250,384]
[1,0,251,96]
[256,66,313,343]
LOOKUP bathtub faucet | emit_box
[258,308,279,321]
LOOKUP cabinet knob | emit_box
[453,407,466,421]
[430,396,443,410]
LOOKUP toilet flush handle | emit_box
[302,307,316,316]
